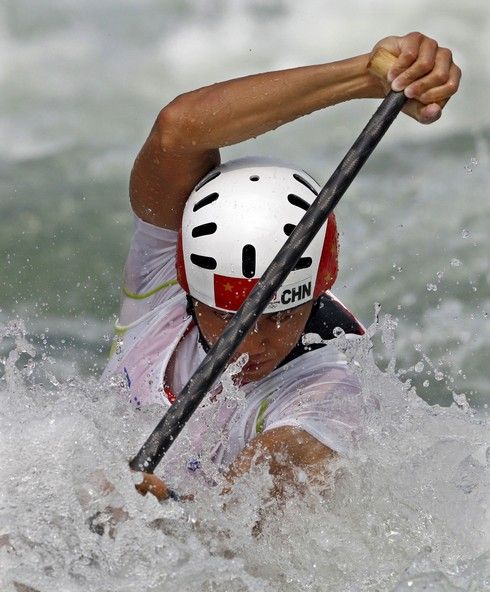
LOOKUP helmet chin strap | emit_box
[185,295,211,353]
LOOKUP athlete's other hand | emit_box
[371,32,461,124]
[133,471,172,501]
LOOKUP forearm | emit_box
[224,426,335,499]
[163,54,382,152]
[132,33,460,229]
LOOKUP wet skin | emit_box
[193,298,314,383]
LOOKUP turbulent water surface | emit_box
[1,1,489,590]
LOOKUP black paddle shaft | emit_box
[130,90,407,474]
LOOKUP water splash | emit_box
[1,318,488,592]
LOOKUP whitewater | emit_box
[1,0,489,590]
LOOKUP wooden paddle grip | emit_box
[367,47,397,80]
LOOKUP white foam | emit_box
[1,316,488,591]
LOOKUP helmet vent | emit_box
[190,254,217,270]
[194,171,221,192]
[193,192,219,212]
[191,222,217,238]
[242,244,256,278]
[283,223,296,236]
[249,175,260,182]
[293,173,319,196]
[294,257,312,270]
[287,194,310,211]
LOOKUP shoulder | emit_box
[119,215,181,325]
[280,292,365,367]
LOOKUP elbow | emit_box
[154,95,197,152]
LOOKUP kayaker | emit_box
[103,32,460,502]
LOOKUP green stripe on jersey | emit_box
[255,398,270,434]
[123,279,178,300]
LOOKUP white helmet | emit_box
[176,157,338,313]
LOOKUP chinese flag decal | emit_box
[214,274,259,311]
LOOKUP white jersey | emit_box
[103,216,369,489]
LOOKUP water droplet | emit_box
[453,392,469,408]
[23,359,36,377]
[426,283,438,292]
[434,370,444,381]
[414,362,424,373]
[461,229,471,239]
[450,258,462,267]
[423,380,430,387]
[47,373,60,387]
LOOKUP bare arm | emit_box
[128,427,333,503]
[224,426,335,499]
[130,32,460,231]
[130,53,378,229]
